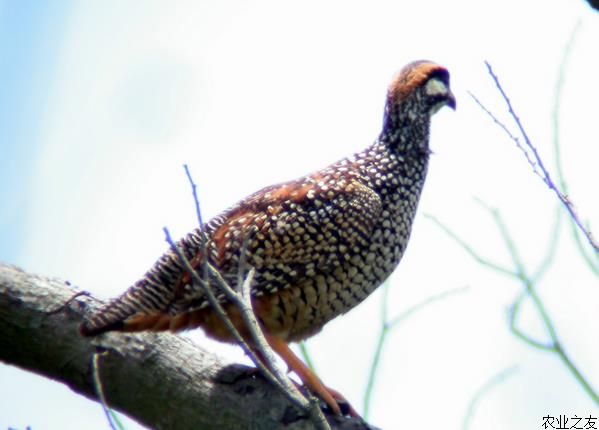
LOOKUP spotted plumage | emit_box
[80,60,455,415]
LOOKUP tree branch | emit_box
[178,165,330,427]
[0,262,378,430]
[469,62,599,254]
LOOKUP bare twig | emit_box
[468,91,544,182]
[179,166,281,388]
[163,229,275,385]
[508,290,553,351]
[387,285,470,329]
[478,202,562,346]
[469,62,599,254]
[462,366,519,430]
[298,341,317,374]
[92,351,125,430]
[431,203,599,405]
[362,281,390,419]
[548,21,599,274]
[164,228,333,429]
[424,213,516,277]
[362,282,470,419]
[175,166,331,429]
[551,21,581,192]
[184,164,204,229]
[237,266,330,428]
[531,206,561,283]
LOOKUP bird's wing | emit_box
[175,173,383,309]
[80,172,382,334]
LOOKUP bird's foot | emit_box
[287,372,360,418]
[325,385,360,418]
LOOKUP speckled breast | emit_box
[250,146,429,342]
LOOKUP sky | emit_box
[1,1,598,429]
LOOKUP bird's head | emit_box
[384,60,456,124]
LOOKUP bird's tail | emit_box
[79,235,202,336]
[79,228,210,336]
[79,277,176,336]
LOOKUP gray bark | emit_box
[0,263,379,430]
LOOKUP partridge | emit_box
[81,60,455,416]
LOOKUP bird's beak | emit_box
[447,90,456,110]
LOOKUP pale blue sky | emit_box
[0,1,72,263]
[1,1,598,429]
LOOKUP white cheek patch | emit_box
[425,78,448,97]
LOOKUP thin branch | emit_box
[362,283,470,419]
[478,46,599,403]
[468,91,544,182]
[92,351,125,430]
[184,164,204,228]
[381,279,390,324]
[551,21,581,192]
[178,166,331,429]
[570,225,599,276]
[298,342,317,374]
[163,228,268,379]
[165,229,318,417]
[531,206,561,283]
[526,274,598,406]
[471,61,599,254]
[362,317,388,419]
[237,266,330,428]
[362,280,391,419]
[549,21,599,274]
[236,267,314,406]
[437,200,599,405]
[508,291,553,351]
[165,228,332,429]
[474,199,527,279]
[462,366,519,430]
[555,341,599,406]
[424,213,516,277]
[443,43,599,415]
[387,285,470,329]
[483,63,554,188]
[179,167,288,393]
[477,202,562,344]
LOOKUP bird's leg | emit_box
[263,333,359,417]
[263,333,339,415]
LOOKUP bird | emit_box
[80,60,455,416]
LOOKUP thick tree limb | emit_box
[0,263,378,430]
